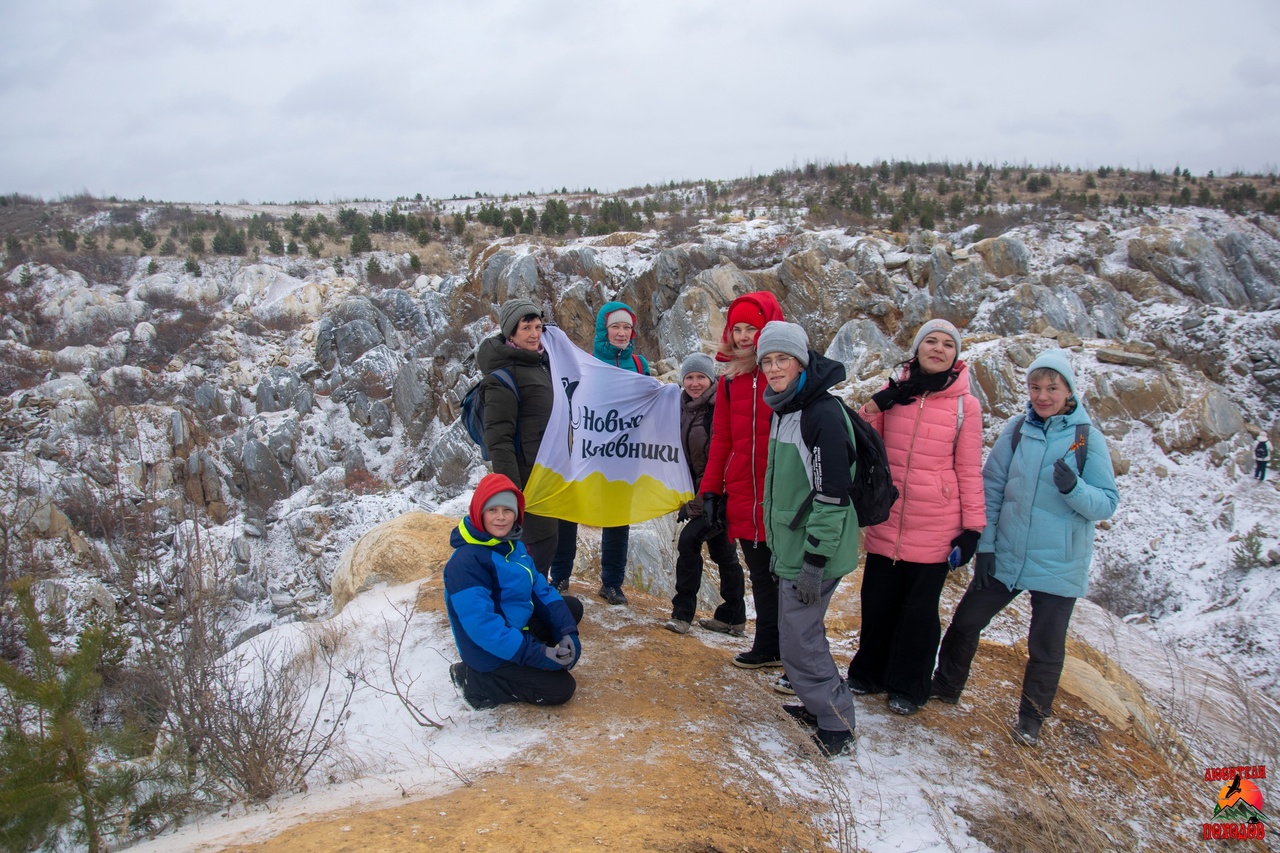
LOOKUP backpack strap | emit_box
[1009,415,1026,454]
[633,353,644,374]
[492,368,522,454]
[1073,423,1088,474]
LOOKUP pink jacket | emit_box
[860,360,986,563]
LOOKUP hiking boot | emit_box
[553,578,570,592]
[811,727,855,758]
[929,680,961,705]
[698,617,747,637]
[783,704,819,727]
[846,674,884,695]
[772,673,796,695]
[887,694,920,716]
[733,649,783,669]
[598,585,628,606]
[449,662,466,690]
[663,618,691,634]
[1012,715,1042,748]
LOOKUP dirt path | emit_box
[217,569,1199,852]
[223,579,840,852]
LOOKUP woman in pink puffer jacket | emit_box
[845,319,986,716]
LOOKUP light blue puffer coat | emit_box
[977,352,1119,598]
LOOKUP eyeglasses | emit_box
[760,355,796,370]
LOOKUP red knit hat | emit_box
[469,473,525,533]
[727,300,768,332]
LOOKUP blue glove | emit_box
[795,560,824,606]
[1052,458,1078,494]
[973,552,995,589]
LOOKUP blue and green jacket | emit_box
[444,517,578,672]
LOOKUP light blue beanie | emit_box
[1027,349,1077,396]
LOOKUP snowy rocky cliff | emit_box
[3,197,1280,849]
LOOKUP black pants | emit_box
[1256,461,1268,481]
[523,511,558,578]
[933,580,1076,722]
[670,516,745,624]
[461,596,584,707]
[741,539,779,658]
[847,553,949,706]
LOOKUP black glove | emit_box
[949,529,981,569]
[1052,458,1078,494]
[701,493,725,536]
[973,552,994,589]
[676,504,689,523]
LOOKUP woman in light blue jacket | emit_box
[932,349,1118,747]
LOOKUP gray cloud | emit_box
[1,0,1277,202]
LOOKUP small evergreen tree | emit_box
[349,229,372,254]
[58,229,78,252]
[188,235,205,255]
[184,257,201,276]
[0,579,142,853]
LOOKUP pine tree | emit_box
[0,579,141,853]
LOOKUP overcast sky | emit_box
[2,0,1278,205]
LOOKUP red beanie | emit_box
[727,300,767,332]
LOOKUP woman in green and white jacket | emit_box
[758,321,859,759]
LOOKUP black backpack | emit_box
[788,400,900,530]
[460,368,520,461]
[841,404,900,527]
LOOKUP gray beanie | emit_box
[482,490,520,515]
[910,318,962,359]
[680,352,716,383]
[497,298,541,338]
[755,321,810,368]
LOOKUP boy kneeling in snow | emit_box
[445,473,583,708]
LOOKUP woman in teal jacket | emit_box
[550,301,650,604]
[932,349,1118,747]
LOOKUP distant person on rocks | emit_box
[756,322,859,758]
[931,350,1118,748]
[845,319,986,717]
[1255,435,1270,481]
[698,292,787,677]
[663,351,746,635]
[445,473,583,708]
[476,297,558,576]
[550,301,650,606]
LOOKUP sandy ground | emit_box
[214,567,1209,853]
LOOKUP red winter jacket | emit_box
[697,292,784,542]
[860,360,986,563]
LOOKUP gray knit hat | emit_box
[497,298,541,338]
[679,352,716,383]
[910,318,962,359]
[755,321,810,368]
[482,490,520,515]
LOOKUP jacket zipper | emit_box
[751,370,760,547]
[892,394,928,561]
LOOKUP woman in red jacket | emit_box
[845,319,986,715]
[698,291,786,668]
